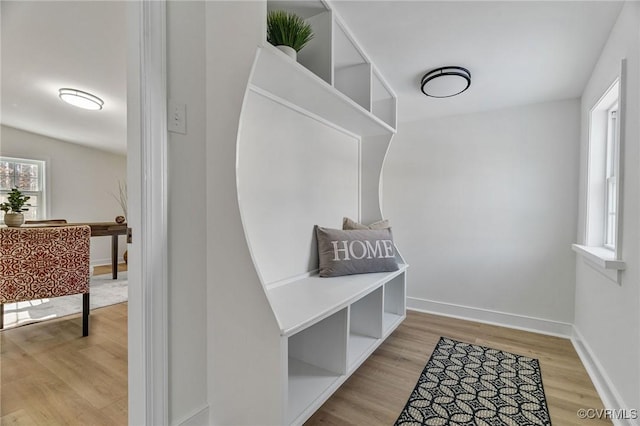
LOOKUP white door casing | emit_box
[127,1,169,424]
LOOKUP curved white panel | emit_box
[237,89,360,285]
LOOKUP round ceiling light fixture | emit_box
[420,66,471,98]
[58,88,104,110]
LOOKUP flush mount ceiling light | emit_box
[421,66,471,98]
[58,88,104,110]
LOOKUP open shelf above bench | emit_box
[251,46,394,137]
[263,0,397,135]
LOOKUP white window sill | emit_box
[572,244,625,270]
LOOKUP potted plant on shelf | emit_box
[1,187,31,227]
[267,10,314,60]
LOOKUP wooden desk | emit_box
[22,222,127,279]
[80,223,127,280]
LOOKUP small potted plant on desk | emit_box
[1,187,30,227]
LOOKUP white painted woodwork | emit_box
[350,287,383,339]
[372,70,397,129]
[384,274,406,334]
[334,64,371,111]
[136,2,169,423]
[267,266,408,336]
[360,134,393,224]
[267,0,326,20]
[237,90,359,285]
[333,20,371,110]
[297,11,333,85]
[259,0,397,135]
[207,1,403,424]
[572,244,626,270]
[288,308,348,376]
[251,46,394,136]
[287,357,341,424]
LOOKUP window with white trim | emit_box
[573,68,626,281]
[604,105,618,249]
[0,156,46,223]
[585,79,621,252]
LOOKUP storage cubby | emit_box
[288,308,348,424]
[263,0,397,133]
[333,21,371,110]
[267,1,333,85]
[383,273,406,335]
[372,70,397,129]
[348,287,383,368]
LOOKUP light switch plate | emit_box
[168,101,186,134]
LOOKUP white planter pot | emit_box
[4,212,24,227]
[276,45,297,60]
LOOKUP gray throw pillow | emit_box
[342,217,390,230]
[316,226,399,277]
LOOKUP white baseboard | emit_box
[407,297,573,338]
[408,297,636,425]
[90,257,125,268]
[571,327,634,426]
[175,404,209,426]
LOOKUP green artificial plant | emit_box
[0,187,30,214]
[267,10,314,52]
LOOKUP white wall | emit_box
[205,2,285,424]
[383,99,580,333]
[166,2,208,424]
[0,125,127,265]
[574,1,640,412]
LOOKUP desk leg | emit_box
[112,235,118,279]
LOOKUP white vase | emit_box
[4,212,24,227]
[276,45,297,60]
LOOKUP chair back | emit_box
[0,226,90,304]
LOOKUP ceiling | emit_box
[1,1,127,154]
[331,1,623,123]
[1,1,623,153]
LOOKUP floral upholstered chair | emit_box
[0,226,91,336]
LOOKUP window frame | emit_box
[573,61,627,284]
[0,156,47,223]
[603,104,618,250]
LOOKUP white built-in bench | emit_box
[266,264,408,424]
[231,2,403,422]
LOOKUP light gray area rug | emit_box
[2,272,128,329]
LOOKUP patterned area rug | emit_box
[395,337,552,426]
[2,272,128,330]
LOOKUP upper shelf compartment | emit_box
[267,1,333,85]
[333,20,371,111]
[372,69,397,129]
[264,0,397,134]
[250,47,393,137]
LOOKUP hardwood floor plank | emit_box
[306,310,610,425]
[1,303,128,424]
[2,306,608,426]
[0,408,40,425]
[92,263,127,277]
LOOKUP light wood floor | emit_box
[2,304,607,425]
[1,266,128,425]
[307,311,610,425]
[92,263,128,276]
